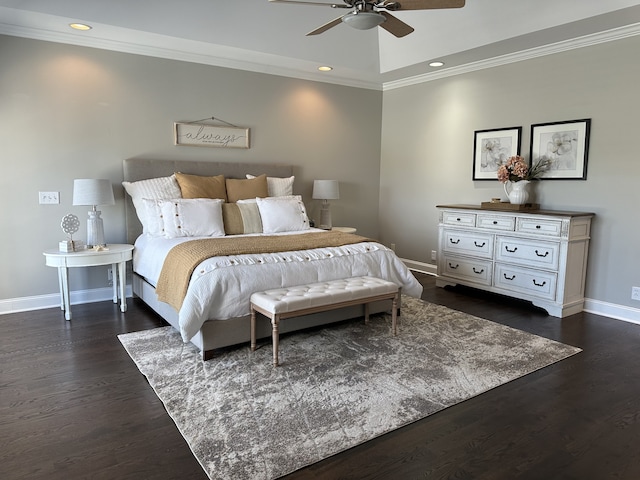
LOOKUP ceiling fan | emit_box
[268,0,465,38]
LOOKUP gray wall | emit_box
[0,35,382,301]
[380,35,640,310]
[2,32,639,315]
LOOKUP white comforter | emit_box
[134,230,423,342]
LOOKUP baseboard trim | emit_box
[402,258,437,276]
[399,258,640,325]
[3,270,639,326]
[583,298,640,325]
[0,286,133,316]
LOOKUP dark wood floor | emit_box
[2,274,640,480]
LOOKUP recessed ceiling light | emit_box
[318,66,333,72]
[69,23,92,31]
[429,61,445,67]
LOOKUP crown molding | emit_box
[0,21,383,91]
[383,22,640,91]
[2,14,639,93]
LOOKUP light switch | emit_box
[39,192,60,204]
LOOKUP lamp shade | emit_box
[312,180,340,200]
[72,179,115,207]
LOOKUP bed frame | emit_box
[123,158,389,360]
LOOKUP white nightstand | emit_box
[332,226,357,234]
[43,244,134,320]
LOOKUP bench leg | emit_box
[272,316,280,367]
[392,294,398,336]
[250,307,257,351]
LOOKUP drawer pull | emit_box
[448,263,459,269]
[493,221,498,225]
[535,250,549,258]
[503,273,516,281]
[536,225,541,229]
[474,241,486,248]
[449,238,461,244]
[532,279,547,287]
[504,246,518,253]
[456,218,461,221]
[473,268,484,274]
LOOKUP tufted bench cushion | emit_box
[250,276,399,366]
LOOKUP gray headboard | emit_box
[123,158,294,243]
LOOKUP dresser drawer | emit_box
[495,236,560,270]
[442,211,476,227]
[442,254,492,285]
[477,214,515,231]
[443,229,494,259]
[494,263,557,301]
[516,217,562,237]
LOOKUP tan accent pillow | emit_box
[175,172,227,201]
[225,174,268,203]
[221,202,263,235]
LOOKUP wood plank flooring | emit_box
[2,273,640,479]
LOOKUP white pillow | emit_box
[122,175,182,232]
[140,198,166,237]
[158,198,225,238]
[246,174,294,197]
[256,195,310,233]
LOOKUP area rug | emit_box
[118,296,580,479]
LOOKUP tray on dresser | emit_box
[480,201,540,211]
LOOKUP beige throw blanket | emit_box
[156,231,372,312]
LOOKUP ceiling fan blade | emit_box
[379,11,414,37]
[268,0,350,8]
[391,0,465,10]
[307,16,344,36]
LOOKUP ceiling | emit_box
[1,0,640,90]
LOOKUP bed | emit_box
[123,158,423,360]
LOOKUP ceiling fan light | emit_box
[342,12,385,30]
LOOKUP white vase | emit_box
[504,180,530,204]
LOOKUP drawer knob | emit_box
[448,263,459,269]
[449,238,461,244]
[533,279,547,287]
[456,218,461,221]
[505,246,518,253]
[493,221,498,225]
[535,250,549,258]
[503,273,516,281]
[473,267,484,274]
[536,225,541,229]
[474,241,486,248]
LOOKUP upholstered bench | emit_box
[250,276,400,366]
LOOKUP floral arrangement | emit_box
[497,155,552,183]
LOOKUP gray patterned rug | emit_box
[118,296,580,480]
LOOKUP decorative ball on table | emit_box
[59,214,80,252]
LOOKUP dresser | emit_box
[436,205,594,317]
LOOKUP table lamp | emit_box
[72,179,115,247]
[312,180,339,230]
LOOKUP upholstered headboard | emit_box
[123,158,294,243]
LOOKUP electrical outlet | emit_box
[107,267,113,286]
[632,286,640,301]
[39,191,59,204]
[431,250,437,261]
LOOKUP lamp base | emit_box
[87,210,106,248]
[318,202,332,230]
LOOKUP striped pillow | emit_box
[221,201,263,235]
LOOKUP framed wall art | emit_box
[530,119,591,180]
[472,126,522,180]
[174,122,250,149]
